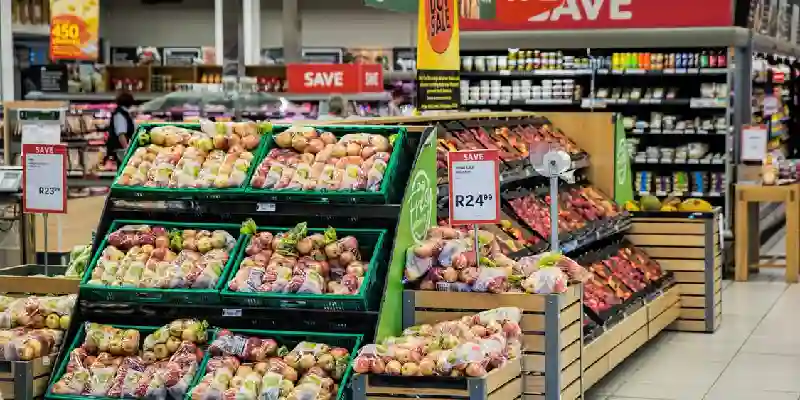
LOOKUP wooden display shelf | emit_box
[735,183,800,283]
[403,287,583,400]
[582,286,680,391]
[0,355,55,399]
[351,359,522,400]
[0,264,78,295]
[628,210,722,332]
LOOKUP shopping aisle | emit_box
[587,271,799,400]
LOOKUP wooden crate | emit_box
[403,287,583,400]
[628,210,722,332]
[0,264,79,296]
[0,355,55,399]
[351,358,523,400]
[581,287,680,392]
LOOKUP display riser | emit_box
[352,359,523,400]
[0,356,54,399]
[628,211,723,332]
[403,287,583,400]
[583,285,680,391]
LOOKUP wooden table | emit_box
[735,183,799,282]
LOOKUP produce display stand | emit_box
[734,183,800,283]
[629,210,723,332]
[402,288,581,400]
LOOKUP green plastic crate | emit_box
[79,220,246,304]
[221,226,387,311]
[110,122,270,199]
[185,328,362,400]
[244,125,406,204]
[45,324,161,400]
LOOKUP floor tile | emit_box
[612,381,710,400]
[714,353,800,392]
[704,387,800,400]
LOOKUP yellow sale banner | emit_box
[50,0,99,61]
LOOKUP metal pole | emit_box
[473,224,480,261]
[549,175,560,252]
[42,213,48,274]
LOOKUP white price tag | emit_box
[740,125,768,162]
[21,123,61,145]
[22,144,67,214]
[256,202,276,212]
[222,308,242,317]
[763,95,780,116]
[448,150,500,225]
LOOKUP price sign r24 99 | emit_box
[447,149,501,225]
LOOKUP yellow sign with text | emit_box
[416,0,460,71]
[50,0,99,61]
[416,0,460,110]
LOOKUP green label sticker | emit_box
[613,115,633,204]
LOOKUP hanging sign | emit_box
[22,144,67,214]
[50,0,100,61]
[285,64,384,94]
[460,0,733,31]
[448,149,501,225]
[416,0,460,111]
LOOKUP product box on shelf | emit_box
[351,358,522,400]
[245,125,408,204]
[627,209,722,332]
[110,122,272,198]
[79,220,246,304]
[220,224,388,311]
[402,287,582,400]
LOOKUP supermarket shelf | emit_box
[628,128,728,135]
[26,91,393,103]
[12,24,50,37]
[637,191,724,198]
[68,177,114,187]
[463,99,578,106]
[461,67,729,78]
[76,299,380,338]
[632,158,726,166]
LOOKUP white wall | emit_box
[100,0,417,48]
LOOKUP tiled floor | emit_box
[587,270,800,400]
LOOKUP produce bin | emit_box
[79,220,246,304]
[351,358,522,400]
[110,122,271,198]
[0,356,57,399]
[0,265,78,295]
[628,210,722,332]
[186,328,363,400]
[244,125,407,204]
[45,324,159,400]
[221,226,388,311]
[402,287,582,400]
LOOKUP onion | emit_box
[339,251,356,266]
[320,132,337,145]
[275,132,293,148]
[346,143,362,157]
[291,136,309,152]
[324,243,341,259]
[297,238,314,255]
[339,236,359,251]
[306,138,325,154]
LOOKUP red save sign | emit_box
[462,0,733,30]
[286,64,384,94]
